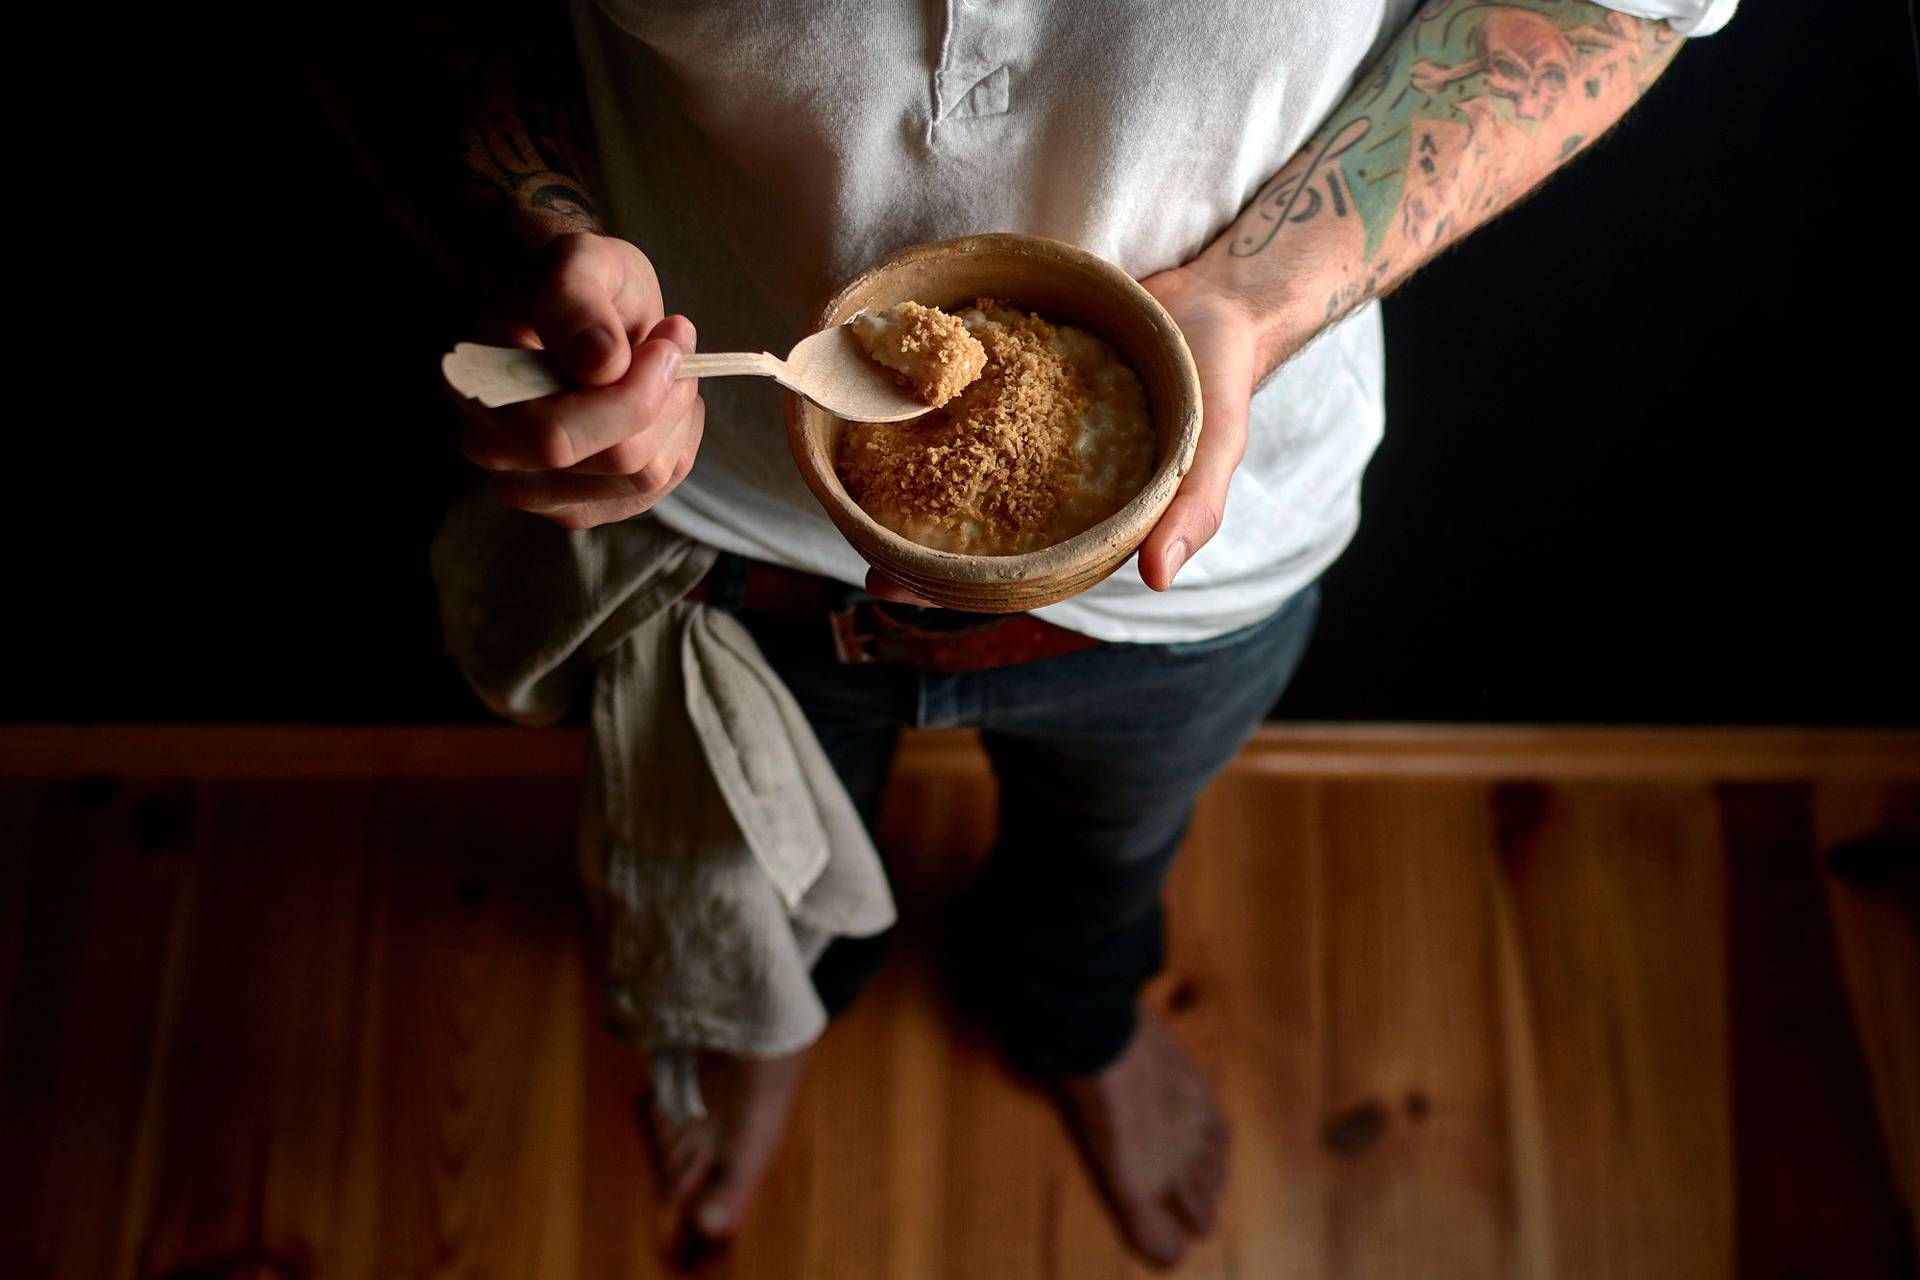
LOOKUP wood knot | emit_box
[74,775,115,813]
[1492,782,1556,878]
[1322,1099,1389,1156]
[129,788,192,852]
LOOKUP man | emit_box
[347,0,1733,1264]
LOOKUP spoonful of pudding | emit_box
[442,303,986,421]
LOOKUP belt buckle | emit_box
[829,603,879,665]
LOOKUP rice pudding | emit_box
[837,299,1155,557]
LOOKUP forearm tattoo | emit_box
[318,15,608,293]
[1214,0,1682,330]
[462,60,603,240]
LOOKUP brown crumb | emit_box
[838,299,1100,555]
[851,301,988,407]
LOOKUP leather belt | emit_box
[687,559,1103,674]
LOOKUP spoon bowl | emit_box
[782,324,929,422]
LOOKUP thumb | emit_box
[1137,358,1250,591]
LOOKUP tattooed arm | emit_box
[313,7,603,292]
[313,5,705,529]
[1133,0,1684,590]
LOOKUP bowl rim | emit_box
[784,233,1202,585]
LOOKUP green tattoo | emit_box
[1229,0,1681,268]
[464,78,602,234]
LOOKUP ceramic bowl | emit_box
[785,233,1202,613]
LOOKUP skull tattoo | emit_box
[1411,10,1576,121]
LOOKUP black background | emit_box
[11,0,1918,725]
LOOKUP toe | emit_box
[665,1130,715,1204]
[679,1047,811,1245]
[640,1096,717,1207]
[1171,1163,1221,1238]
[1119,1190,1189,1267]
[691,1163,751,1243]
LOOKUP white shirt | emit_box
[571,0,1734,644]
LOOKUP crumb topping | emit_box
[850,301,988,407]
[836,299,1153,556]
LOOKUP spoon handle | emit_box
[442,342,788,409]
[440,343,566,408]
[678,352,784,379]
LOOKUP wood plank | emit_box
[1493,782,1735,1279]
[1813,783,1920,1256]
[115,782,384,1279]
[1719,784,1917,1278]
[6,744,1918,1279]
[0,725,592,781]
[1232,727,1920,781]
[1315,781,1519,1279]
[866,767,1080,1280]
[5,724,1918,783]
[1162,774,1326,1279]
[352,779,597,1280]
[85,778,603,1280]
[0,784,38,1040]
[0,779,199,1280]
[576,970,663,1280]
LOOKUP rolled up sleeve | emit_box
[1594,0,1738,36]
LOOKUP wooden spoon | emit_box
[441,322,928,422]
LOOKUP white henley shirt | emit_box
[570,0,1735,643]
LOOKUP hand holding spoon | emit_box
[442,322,928,422]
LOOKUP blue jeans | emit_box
[719,566,1320,1075]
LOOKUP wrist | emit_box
[482,222,609,320]
[1181,249,1336,377]
[504,198,604,261]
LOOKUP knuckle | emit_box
[1198,503,1225,539]
[670,439,699,485]
[1186,494,1226,541]
[662,375,699,417]
[600,438,647,476]
[635,456,677,495]
[669,396,704,441]
[531,422,577,470]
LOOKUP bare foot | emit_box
[1054,1014,1230,1268]
[641,1046,813,1249]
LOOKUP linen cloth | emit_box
[568,0,1736,646]
[430,490,895,1118]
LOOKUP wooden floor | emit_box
[2,727,1917,1279]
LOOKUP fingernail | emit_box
[654,344,684,390]
[1166,538,1189,584]
[567,326,614,372]
[674,317,698,354]
[695,1201,731,1236]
